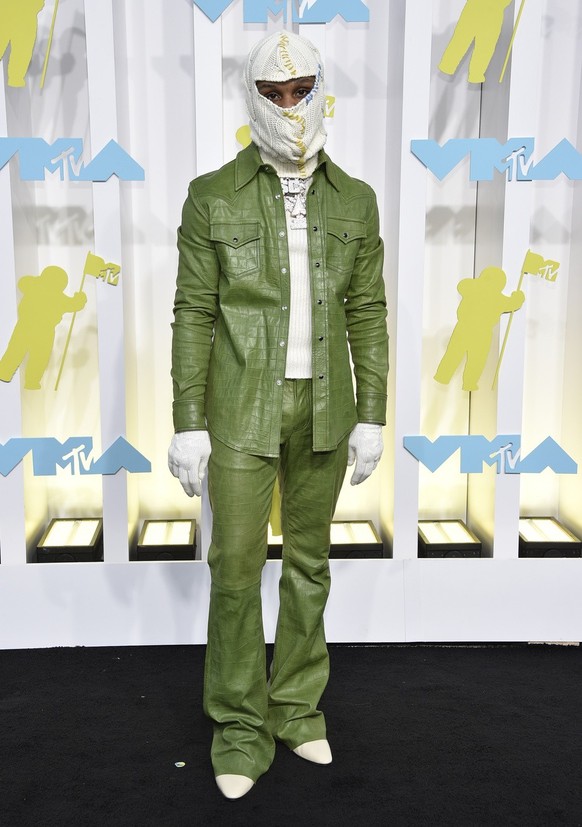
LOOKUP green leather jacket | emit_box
[172,143,388,457]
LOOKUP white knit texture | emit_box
[259,145,319,179]
[285,217,312,378]
[245,31,321,83]
[243,31,327,177]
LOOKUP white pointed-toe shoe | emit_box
[292,739,333,764]
[215,774,254,799]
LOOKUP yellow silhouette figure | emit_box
[0,266,86,390]
[236,125,252,149]
[0,0,45,87]
[434,266,524,391]
[439,0,513,84]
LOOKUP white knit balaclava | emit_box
[243,31,327,177]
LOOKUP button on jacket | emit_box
[172,143,388,457]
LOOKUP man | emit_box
[168,31,388,799]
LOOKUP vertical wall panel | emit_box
[493,0,543,558]
[114,0,197,534]
[298,22,326,63]
[380,0,406,546]
[324,10,390,531]
[85,0,128,562]
[15,0,100,551]
[419,0,480,521]
[391,1,433,560]
[193,8,224,176]
[221,9,267,169]
[467,3,513,555]
[521,0,582,517]
[193,6,224,558]
[0,69,26,565]
[559,4,582,539]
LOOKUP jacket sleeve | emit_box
[344,190,389,425]
[171,182,220,432]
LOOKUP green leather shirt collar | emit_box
[235,143,341,192]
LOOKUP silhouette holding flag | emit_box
[0,0,45,87]
[439,0,514,84]
[0,265,86,390]
[54,251,121,390]
[491,250,559,388]
[434,266,525,391]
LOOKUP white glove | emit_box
[347,423,383,486]
[168,430,212,497]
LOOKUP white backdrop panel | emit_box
[0,0,581,647]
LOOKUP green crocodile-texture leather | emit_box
[203,380,349,781]
[171,143,388,456]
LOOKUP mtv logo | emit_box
[97,265,121,286]
[294,0,369,23]
[0,437,151,477]
[0,138,144,182]
[411,137,582,183]
[539,262,559,282]
[403,435,577,475]
[325,95,336,119]
[192,0,370,24]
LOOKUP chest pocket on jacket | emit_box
[211,222,260,277]
[326,217,367,275]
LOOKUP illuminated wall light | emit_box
[136,520,196,561]
[268,520,383,559]
[36,518,103,563]
[518,517,582,558]
[418,520,482,558]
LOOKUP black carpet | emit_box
[2,643,581,826]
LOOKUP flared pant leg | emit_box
[268,383,349,749]
[204,438,278,781]
[204,380,349,778]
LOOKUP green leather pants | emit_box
[204,379,349,781]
